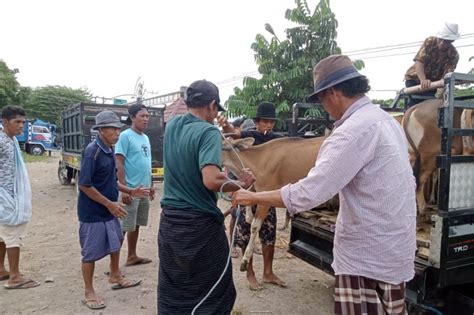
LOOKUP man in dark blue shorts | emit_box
[77,111,148,310]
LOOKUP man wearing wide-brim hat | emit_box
[218,102,286,291]
[77,110,148,310]
[232,54,417,314]
[404,22,460,107]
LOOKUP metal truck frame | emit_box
[57,102,165,188]
[288,72,474,313]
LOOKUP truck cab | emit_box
[0,118,57,155]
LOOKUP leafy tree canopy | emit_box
[0,60,20,108]
[225,0,341,128]
[24,86,91,124]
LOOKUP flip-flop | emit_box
[81,298,106,310]
[111,279,142,290]
[0,274,9,281]
[125,257,152,266]
[103,271,125,277]
[4,279,40,289]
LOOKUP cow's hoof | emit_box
[240,260,249,272]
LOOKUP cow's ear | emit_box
[222,137,234,151]
[236,137,255,150]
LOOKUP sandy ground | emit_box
[0,156,335,315]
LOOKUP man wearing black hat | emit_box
[115,103,154,267]
[218,102,285,291]
[158,80,255,314]
[232,55,416,314]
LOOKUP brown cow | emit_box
[221,136,326,271]
[402,99,463,214]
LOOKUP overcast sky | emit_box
[2,0,473,104]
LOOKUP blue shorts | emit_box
[79,218,123,263]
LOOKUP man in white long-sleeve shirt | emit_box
[233,54,416,315]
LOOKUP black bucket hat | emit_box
[254,102,277,120]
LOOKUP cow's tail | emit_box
[402,107,421,188]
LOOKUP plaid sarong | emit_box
[334,275,407,315]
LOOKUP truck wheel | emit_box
[57,163,71,185]
[29,145,45,156]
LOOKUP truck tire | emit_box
[57,163,71,185]
[29,144,45,156]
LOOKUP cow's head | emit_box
[221,137,255,175]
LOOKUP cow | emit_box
[462,109,474,155]
[402,99,463,214]
[221,136,326,271]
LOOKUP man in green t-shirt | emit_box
[158,79,255,314]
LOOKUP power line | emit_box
[213,35,474,89]
[343,33,474,54]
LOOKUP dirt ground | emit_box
[1,156,335,315]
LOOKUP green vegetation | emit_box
[225,0,341,128]
[0,60,91,125]
[21,151,54,163]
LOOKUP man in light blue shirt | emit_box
[116,103,154,266]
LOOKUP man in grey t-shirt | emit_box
[0,105,40,289]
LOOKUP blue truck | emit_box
[0,118,58,155]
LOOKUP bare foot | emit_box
[263,273,287,288]
[231,247,239,258]
[247,274,262,291]
[125,256,152,266]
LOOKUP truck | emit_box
[0,118,58,155]
[57,102,165,188]
[287,72,474,314]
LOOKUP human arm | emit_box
[202,165,255,192]
[118,183,149,198]
[217,116,241,139]
[79,185,128,219]
[232,189,285,208]
[115,153,133,205]
[414,61,431,90]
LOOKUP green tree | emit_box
[0,60,21,108]
[24,86,91,124]
[225,0,340,128]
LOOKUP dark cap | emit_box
[92,110,124,130]
[185,80,226,111]
[306,54,363,103]
[126,103,147,124]
[254,102,277,120]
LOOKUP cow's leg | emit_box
[278,210,291,231]
[240,205,271,272]
[240,217,262,272]
[245,206,254,224]
[417,155,436,216]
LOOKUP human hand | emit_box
[149,186,155,201]
[107,202,128,219]
[121,193,133,205]
[237,168,256,189]
[420,79,431,90]
[217,115,234,132]
[131,186,150,198]
[232,189,256,207]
